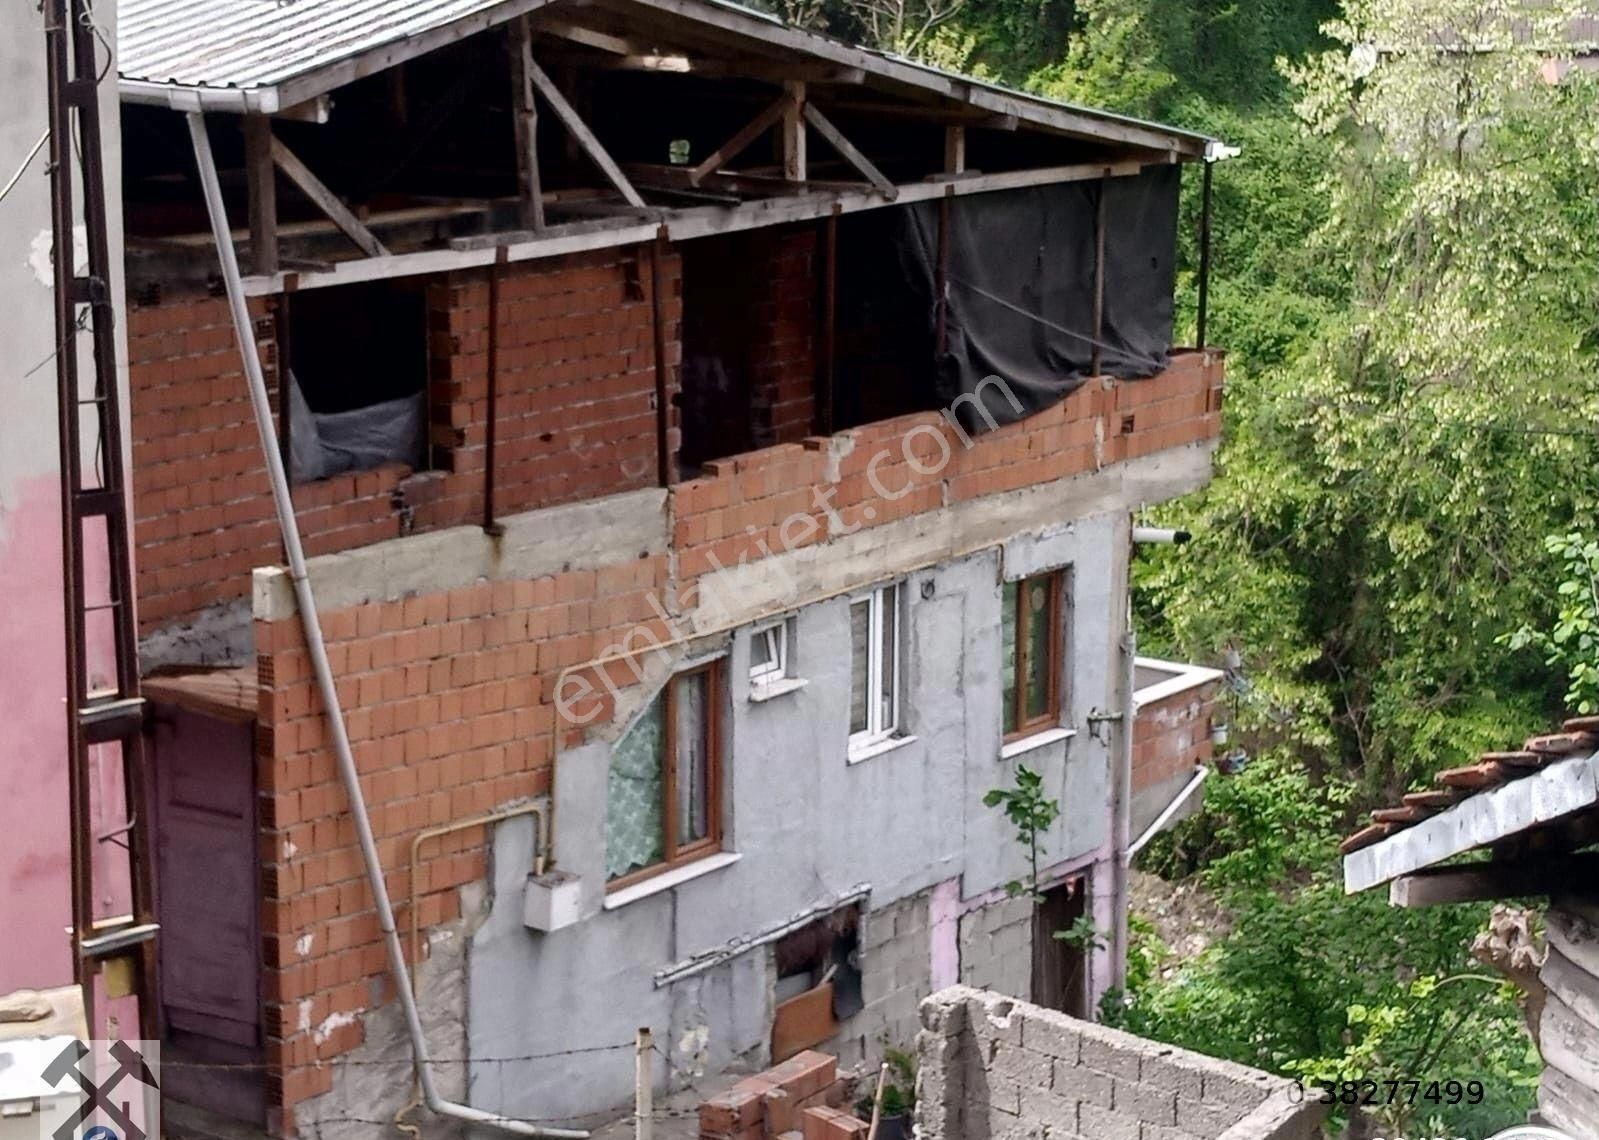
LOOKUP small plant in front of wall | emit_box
[858,1041,918,1140]
[983,764,1062,902]
[1051,913,1107,952]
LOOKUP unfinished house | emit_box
[1342,722,1599,1137]
[114,0,1228,1133]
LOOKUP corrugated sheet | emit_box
[120,0,509,91]
[116,0,1214,145]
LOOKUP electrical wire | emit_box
[0,129,49,205]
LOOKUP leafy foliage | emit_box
[1500,532,1599,714]
[983,764,1061,901]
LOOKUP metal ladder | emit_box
[45,0,159,1040]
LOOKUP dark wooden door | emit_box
[151,704,265,1122]
[1032,876,1089,1017]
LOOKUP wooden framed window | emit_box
[605,660,723,889]
[1002,571,1064,740]
[849,583,901,750]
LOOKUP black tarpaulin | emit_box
[894,165,1180,434]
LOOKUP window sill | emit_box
[847,734,919,766]
[1000,726,1076,762]
[749,676,809,703]
[603,852,742,911]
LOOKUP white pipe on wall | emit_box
[186,112,585,1140]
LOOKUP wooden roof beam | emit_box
[269,133,389,258]
[688,93,792,186]
[524,54,647,208]
[802,102,895,199]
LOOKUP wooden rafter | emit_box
[269,134,389,258]
[782,81,806,182]
[801,103,895,200]
[523,55,648,209]
[242,116,278,274]
[1390,853,1599,907]
[688,94,791,186]
[510,16,546,230]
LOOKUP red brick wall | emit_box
[1132,680,1219,796]
[129,247,680,635]
[749,225,816,446]
[673,351,1224,580]
[254,554,669,1119]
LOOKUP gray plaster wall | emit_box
[916,987,1325,1140]
[958,897,1034,1000]
[467,509,1133,1123]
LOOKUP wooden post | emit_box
[509,16,546,230]
[273,293,292,491]
[943,124,965,175]
[525,55,647,208]
[934,189,951,355]
[782,80,806,182]
[243,115,278,275]
[1091,176,1106,377]
[635,1026,654,1140]
[818,205,838,435]
[864,1063,889,1140]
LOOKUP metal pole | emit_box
[635,1028,653,1140]
[1196,160,1213,349]
[818,207,838,435]
[187,111,585,1140]
[934,190,951,355]
[1110,598,1135,992]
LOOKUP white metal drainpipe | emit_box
[186,112,587,1140]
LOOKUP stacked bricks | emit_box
[700,1051,856,1140]
[745,224,817,447]
[1133,680,1219,798]
[672,352,1224,585]
[915,987,1324,1140]
[421,246,680,528]
[127,246,680,636]
[253,553,668,1118]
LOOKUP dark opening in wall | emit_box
[771,904,862,1061]
[283,280,430,482]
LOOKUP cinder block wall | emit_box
[128,247,680,637]
[916,986,1324,1140]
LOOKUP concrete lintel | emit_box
[252,487,669,621]
[689,441,1215,634]
[1132,656,1224,708]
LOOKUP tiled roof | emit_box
[1339,716,1599,856]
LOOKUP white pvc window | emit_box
[749,622,787,684]
[849,583,901,749]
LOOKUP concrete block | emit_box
[1176,1098,1246,1136]
[1199,1069,1276,1110]
[1052,1062,1112,1109]
[1140,1124,1203,1140]
[920,995,970,1038]
[1078,1101,1141,1140]
[1078,1032,1141,1083]
[1018,1087,1080,1135]
[1136,1055,1204,1102]
[990,1042,1054,1089]
[1114,1079,1177,1127]
[1020,1017,1081,1062]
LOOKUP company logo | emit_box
[1486,1128,1577,1140]
[26,1039,161,1140]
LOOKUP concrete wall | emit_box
[0,0,127,995]
[916,987,1325,1140]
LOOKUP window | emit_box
[849,584,901,748]
[1002,571,1064,740]
[606,661,723,887]
[749,622,787,684]
[283,280,430,483]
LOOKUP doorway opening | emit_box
[1031,875,1089,1017]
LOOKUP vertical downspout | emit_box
[186,112,585,1140]
[1110,583,1136,994]
[934,189,951,354]
[1091,177,1107,377]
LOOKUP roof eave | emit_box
[1341,751,1599,895]
[121,78,281,114]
